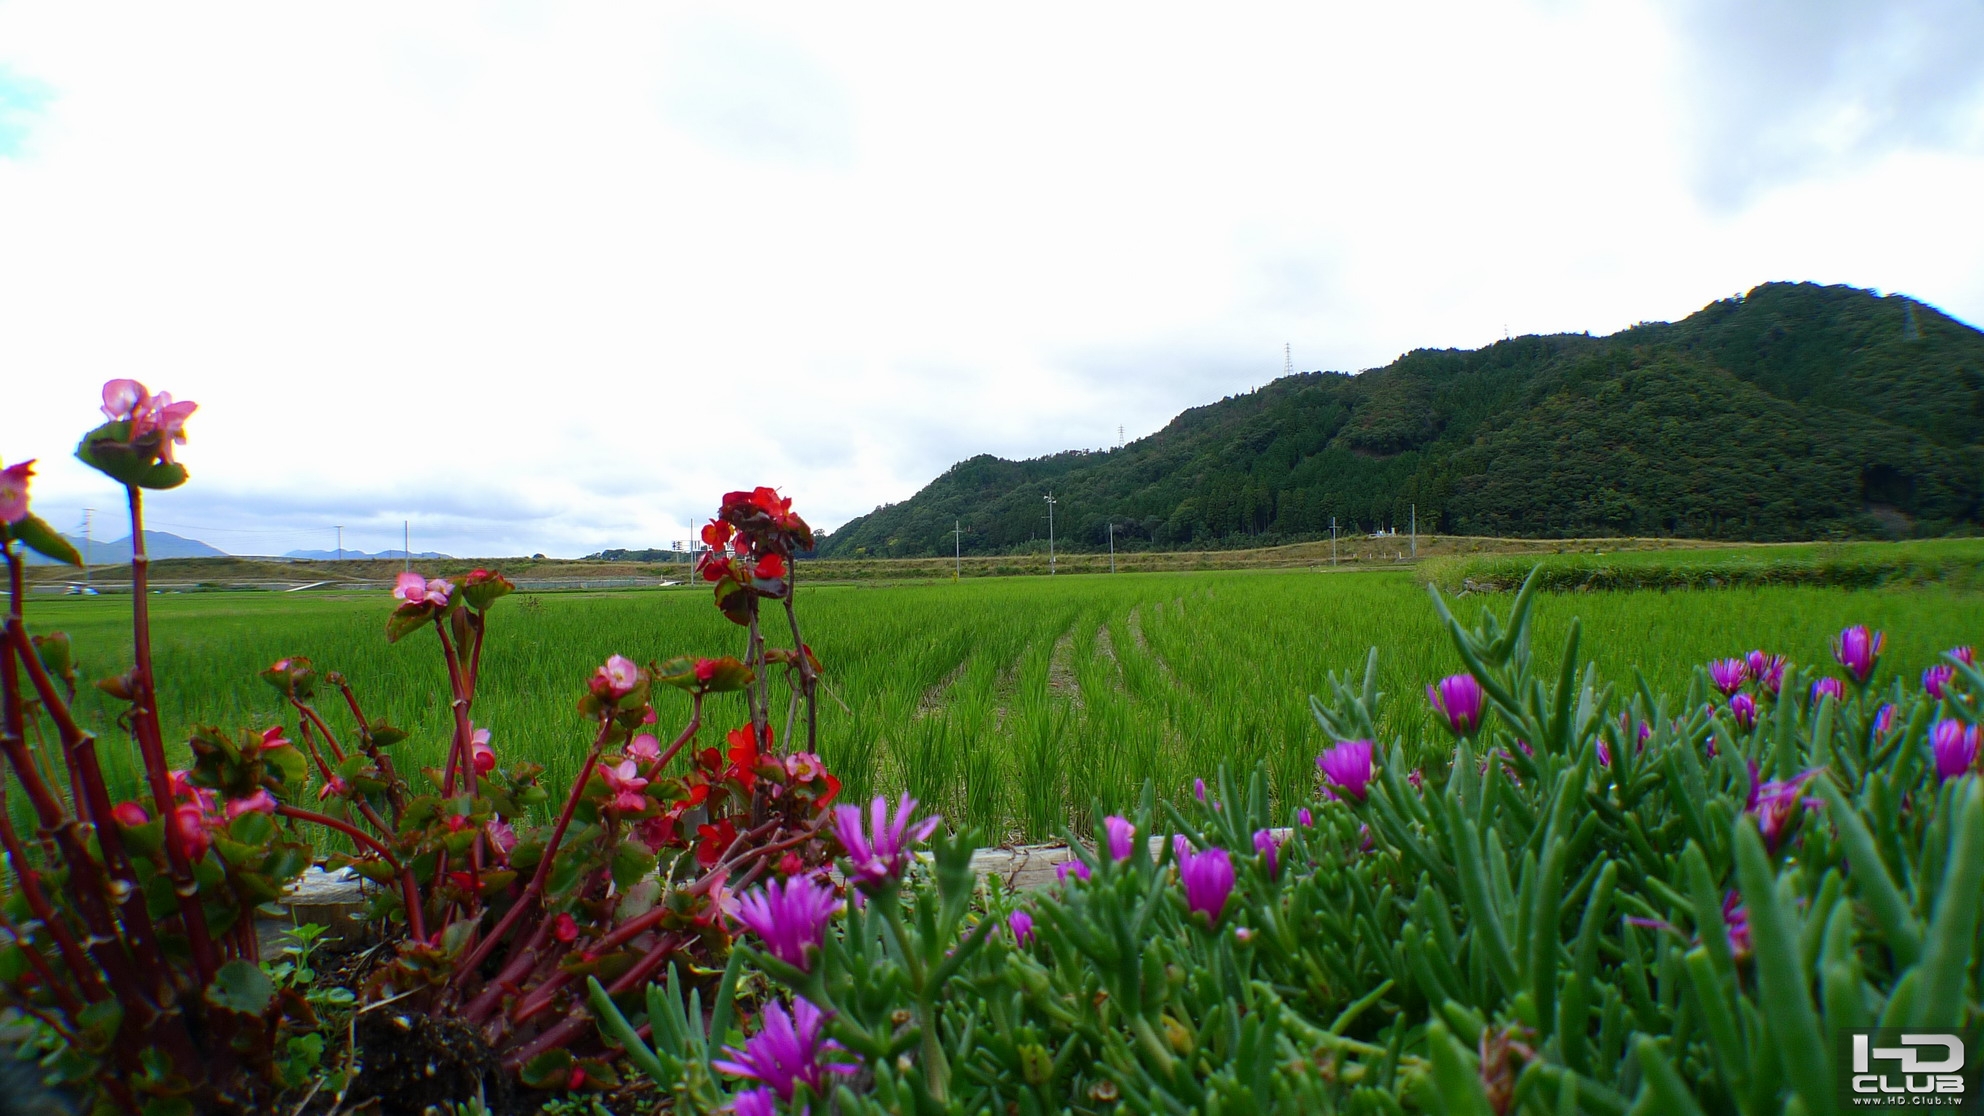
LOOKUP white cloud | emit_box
[0,1,1979,557]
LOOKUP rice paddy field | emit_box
[15,557,1984,842]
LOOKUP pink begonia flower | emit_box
[101,379,150,422]
[0,460,34,525]
[471,727,497,774]
[142,394,197,463]
[171,805,212,861]
[318,776,350,802]
[627,733,661,763]
[785,752,825,782]
[486,818,518,856]
[598,759,649,812]
[593,654,642,698]
[111,801,151,827]
[226,788,278,820]
[393,571,453,607]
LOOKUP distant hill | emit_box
[24,530,226,566]
[284,548,455,561]
[818,282,1984,557]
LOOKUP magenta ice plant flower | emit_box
[1746,764,1823,851]
[1193,778,1207,803]
[1924,665,1957,701]
[833,794,940,892]
[1745,651,1786,697]
[1833,625,1885,684]
[1811,676,1845,705]
[1253,828,1284,877]
[713,998,857,1102]
[728,1089,779,1116]
[1931,720,1980,783]
[1707,658,1748,697]
[0,460,33,525]
[1297,807,1314,827]
[1953,646,1977,667]
[1728,693,1758,732]
[1873,703,1898,738]
[1008,909,1035,946]
[1426,673,1485,736]
[1056,858,1091,884]
[734,876,840,971]
[1317,740,1375,802]
[1177,845,1236,924]
[1103,815,1135,862]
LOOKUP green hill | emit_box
[817,282,1984,557]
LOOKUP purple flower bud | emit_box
[1316,740,1374,802]
[1595,739,1612,767]
[1873,702,1897,737]
[1426,673,1485,736]
[1103,815,1135,861]
[1707,658,1749,697]
[1810,676,1845,705]
[1833,625,1885,684]
[1746,768,1822,852]
[1296,807,1314,827]
[1193,778,1207,802]
[1055,858,1091,884]
[734,877,840,972]
[1931,719,1980,783]
[1177,845,1235,924]
[1252,828,1283,877]
[728,1088,779,1116]
[1728,692,1758,731]
[1007,908,1035,946]
[1952,646,1976,667]
[833,794,940,893]
[1924,664,1957,701]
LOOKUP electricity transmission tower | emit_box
[1284,343,1293,377]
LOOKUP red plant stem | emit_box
[639,694,703,782]
[447,721,613,993]
[274,805,426,942]
[0,902,87,1019]
[332,678,406,823]
[467,609,486,701]
[291,715,339,786]
[291,695,347,765]
[782,585,818,753]
[501,932,685,1071]
[433,619,485,930]
[125,485,220,985]
[0,797,107,1004]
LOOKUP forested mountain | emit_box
[817,283,1984,557]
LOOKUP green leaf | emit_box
[1907,777,1984,1029]
[75,423,188,489]
[611,840,658,890]
[9,513,82,566]
[1810,776,1920,967]
[205,958,275,1016]
[1734,821,1836,1116]
[384,604,432,644]
[519,1049,574,1090]
[228,810,274,846]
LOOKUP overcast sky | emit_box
[3,2,1981,558]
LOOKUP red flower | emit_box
[753,553,786,580]
[701,519,734,550]
[694,658,721,684]
[696,818,738,867]
[725,724,767,791]
[552,912,579,943]
[111,801,150,827]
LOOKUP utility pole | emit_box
[81,509,93,589]
[1410,504,1417,559]
[953,519,963,581]
[404,521,410,571]
[1043,492,1057,575]
[335,525,343,564]
[1330,517,1339,567]
[1107,521,1116,574]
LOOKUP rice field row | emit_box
[16,565,1984,842]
